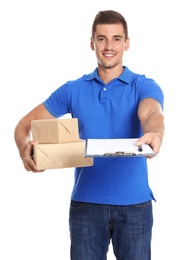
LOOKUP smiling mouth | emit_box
[103,53,116,57]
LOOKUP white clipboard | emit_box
[84,138,156,157]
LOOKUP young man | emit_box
[14,10,165,260]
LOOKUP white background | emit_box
[0,0,189,259]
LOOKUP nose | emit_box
[104,39,114,50]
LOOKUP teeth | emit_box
[104,54,114,57]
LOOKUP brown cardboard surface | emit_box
[31,118,79,143]
[33,140,93,170]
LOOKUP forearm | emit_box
[136,98,165,156]
[14,117,32,159]
[14,103,54,159]
[141,112,165,141]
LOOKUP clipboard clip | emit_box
[103,151,136,157]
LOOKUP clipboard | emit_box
[84,138,156,157]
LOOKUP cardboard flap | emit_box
[34,146,64,169]
[59,119,79,142]
[33,141,93,170]
[59,119,76,133]
[31,118,79,143]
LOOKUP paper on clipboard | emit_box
[84,138,156,157]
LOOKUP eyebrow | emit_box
[97,34,123,39]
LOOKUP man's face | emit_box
[90,24,129,69]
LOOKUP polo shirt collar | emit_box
[86,66,133,84]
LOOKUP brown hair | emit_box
[91,10,128,40]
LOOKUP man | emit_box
[14,10,165,260]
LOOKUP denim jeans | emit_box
[69,200,153,260]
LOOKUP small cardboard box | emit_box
[31,118,79,143]
[33,140,93,170]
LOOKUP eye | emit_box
[115,37,122,42]
[97,37,105,42]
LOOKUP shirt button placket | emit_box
[100,87,108,103]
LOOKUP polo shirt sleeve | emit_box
[43,83,70,117]
[137,75,164,110]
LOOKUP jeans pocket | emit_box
[70,200,86,209]
[134,200,152,208]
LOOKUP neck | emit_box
[98,65,124,84]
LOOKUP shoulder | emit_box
[63,70,97,88]
[120,66,151,86]
[123,66,164,107]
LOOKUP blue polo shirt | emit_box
[43,66,164,205]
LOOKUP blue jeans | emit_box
[69,200,153,260]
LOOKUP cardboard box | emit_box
[33,140,93,170]
[31,118,79,143]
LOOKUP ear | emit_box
[124,38,130,51]
[90,37,95,50]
